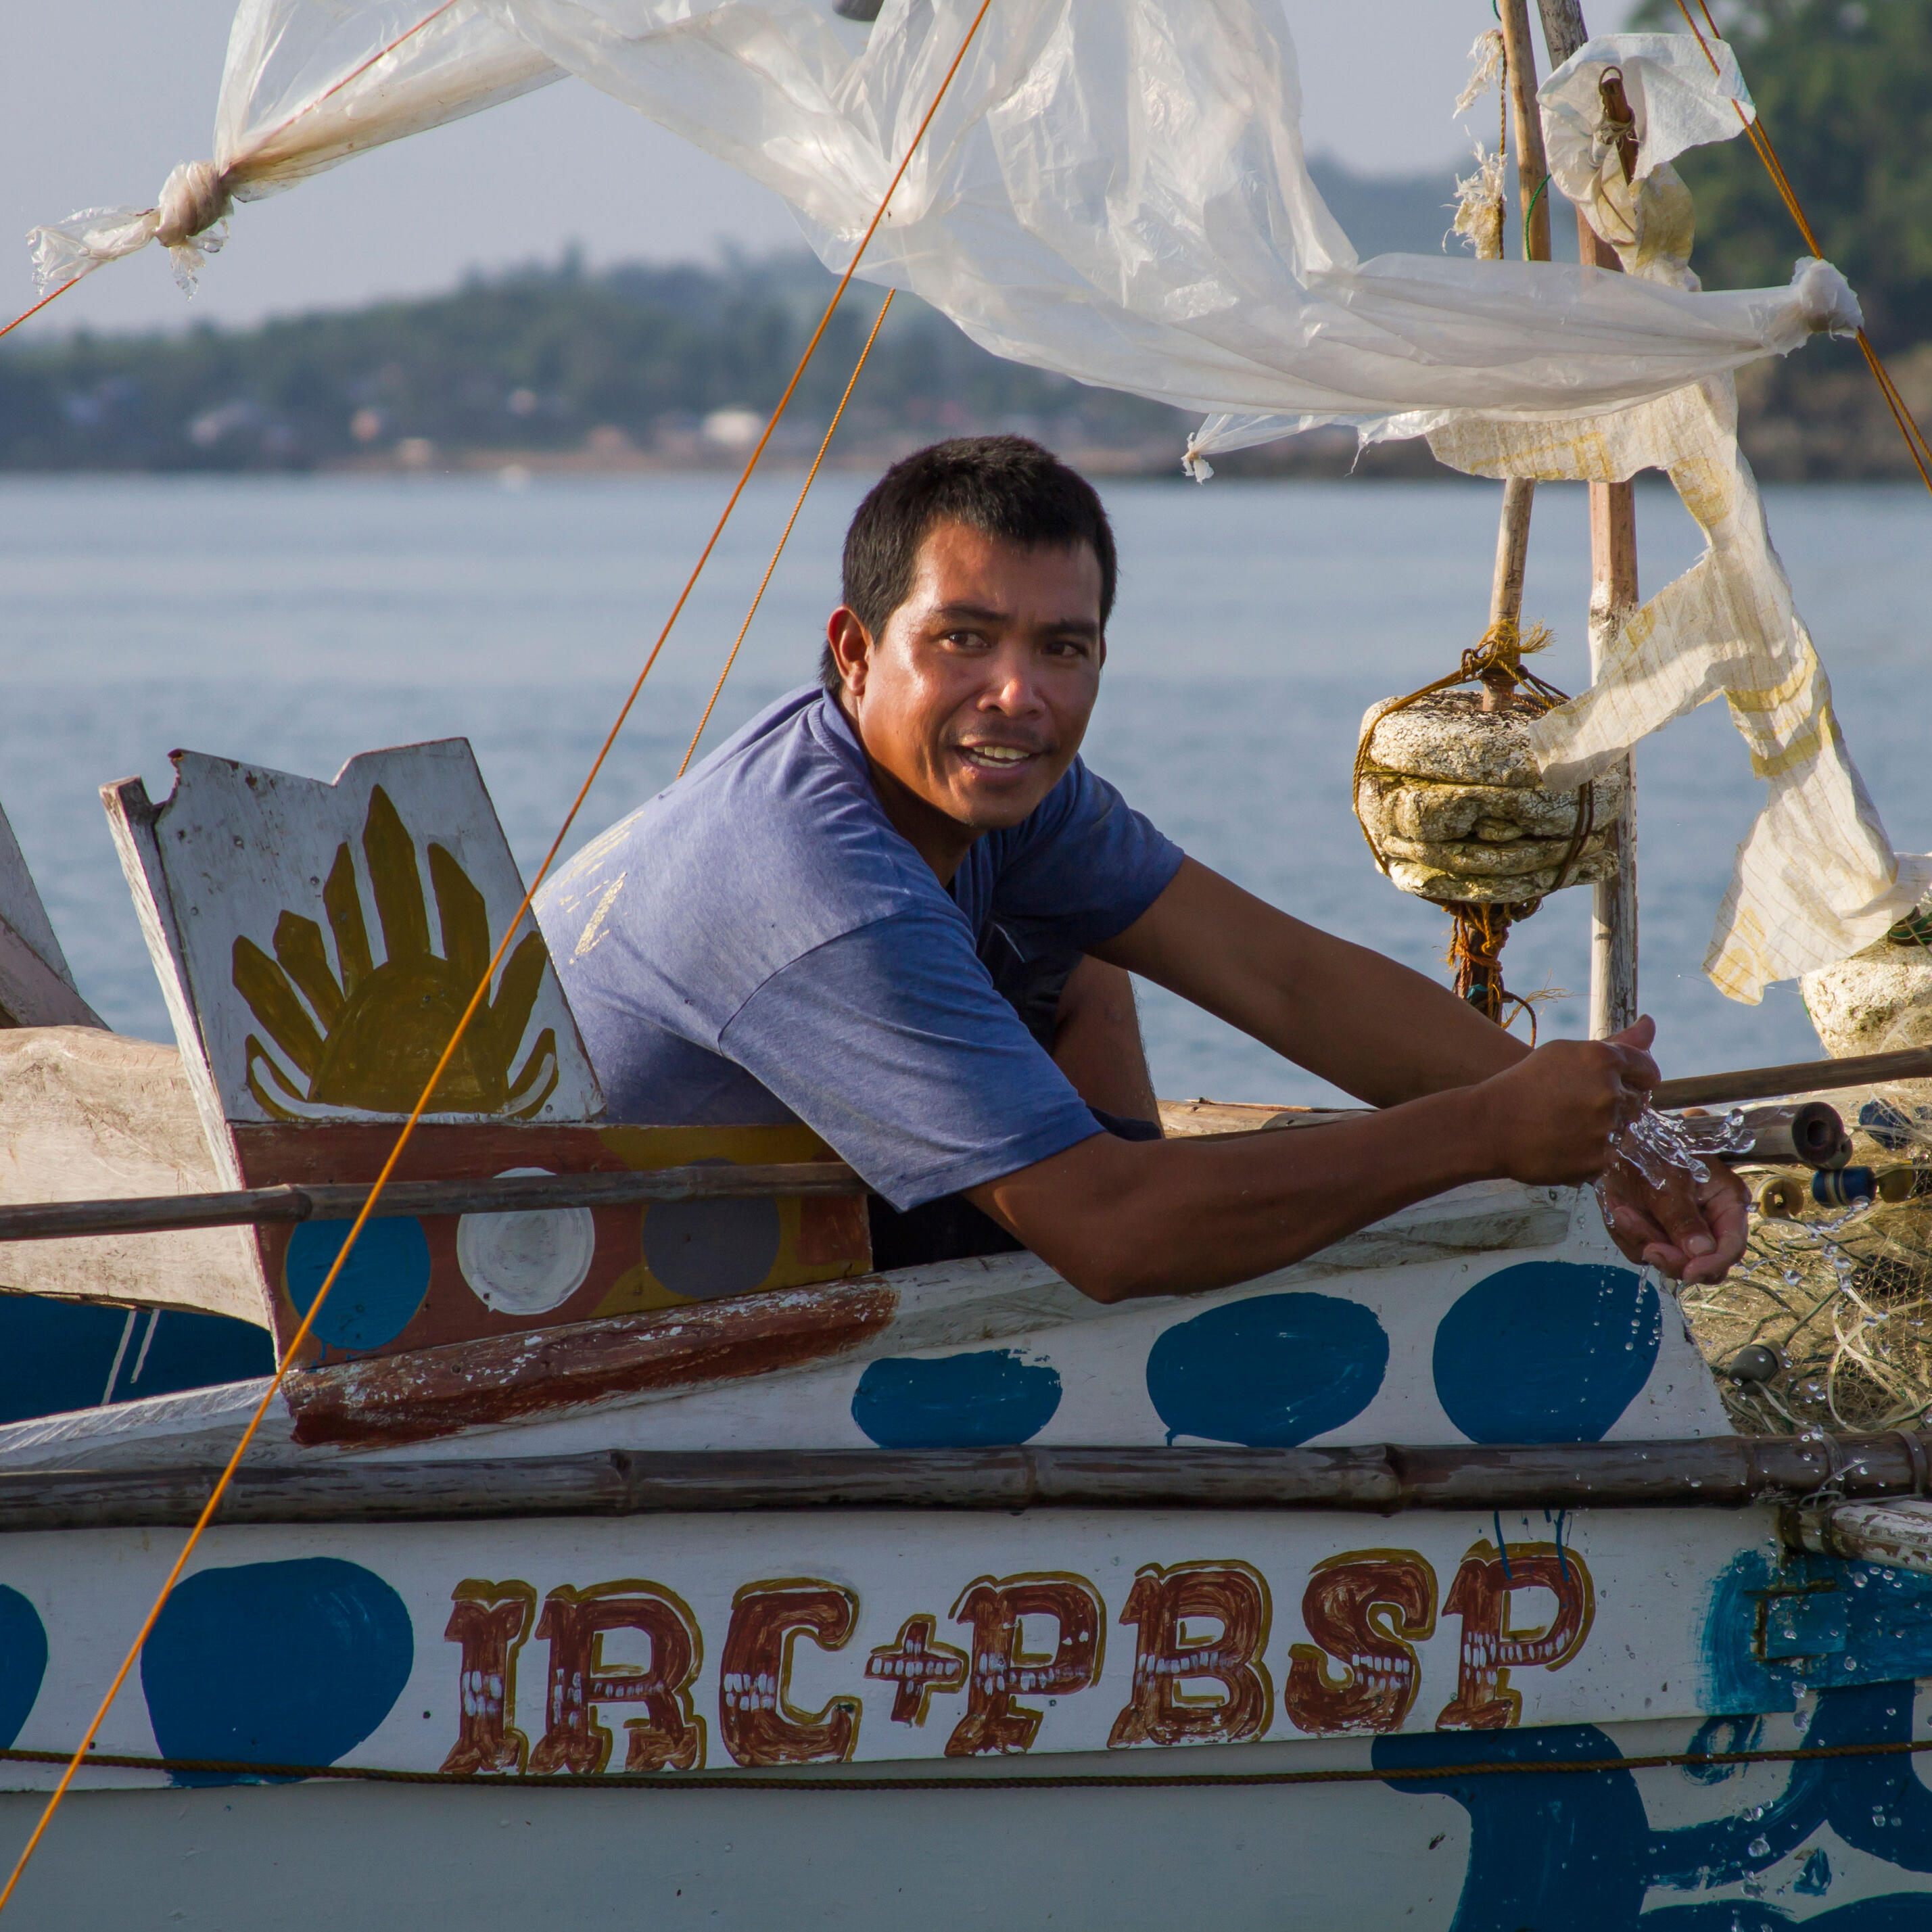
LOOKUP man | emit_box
[538,437,1746,1302]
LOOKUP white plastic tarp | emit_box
[35,0,1853,427]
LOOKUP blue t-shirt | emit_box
[535,686,1184,1208]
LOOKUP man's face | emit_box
[828,520,1105,852]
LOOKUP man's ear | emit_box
[826,607,872,698]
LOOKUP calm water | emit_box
[3,473,1927,1108]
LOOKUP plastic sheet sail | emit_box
[26,0,1923,1008]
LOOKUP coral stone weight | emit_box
[1357,692,1622,905]
[1801,922,1932,1060]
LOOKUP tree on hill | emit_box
[1637,0,1932,350]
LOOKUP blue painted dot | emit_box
[0,1587,47,1749]
[141,1558,413,1785]
[1145,1293,1388,1446]
[851,1350,1062,1448]
[1432,1261,1659,1444]
[285,1217,431,1352]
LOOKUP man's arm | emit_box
[966,859,1745,1299]
[966,1033,1651,1301]
[1089,857,1529,1102]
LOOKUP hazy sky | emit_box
[2,0,1636,340]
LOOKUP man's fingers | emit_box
[1603,1196,1669,1267]
[1606,1043,1660,1096]
[1682,1170,1751,1284]
[1647,1173,1718,1256]
[1608,1016,1657,1054]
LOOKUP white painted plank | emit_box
[104,742,602,1127]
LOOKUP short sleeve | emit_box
[719,908,1106,1209]
[989,761,1183,950]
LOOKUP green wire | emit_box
[1520,172,1551,257]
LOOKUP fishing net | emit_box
[1681,1081,1932,1435]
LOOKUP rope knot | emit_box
[154,160,232,248]
[1459,618,1555,699]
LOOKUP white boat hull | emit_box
[3,1698,1928,1929]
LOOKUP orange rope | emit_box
[678,290,895,777]
[1672,0,1932,494]
[0,278,80,344]
[0,1,991,1910]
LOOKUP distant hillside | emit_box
[0,159,1468,481]
[0,252,1189,477]
[0,131,1921,481]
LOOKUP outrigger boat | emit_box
[5,0,1932,1925]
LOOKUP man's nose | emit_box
[981,649,1045,711]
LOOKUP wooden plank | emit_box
[283,1280,901,1447]
[103,774,242,1187]
[232,1118,870,1365]
[1157,1100,1362,1137]
[2,1432,1927,1530]
[0,1027,266,1323]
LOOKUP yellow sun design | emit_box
[232,785,560,1120]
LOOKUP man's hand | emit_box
[1470,1014,1748,1283]
[1599,1153,1749,1285]
[1469,1019,1657,1187]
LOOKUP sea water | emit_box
[3,471,1926,1108]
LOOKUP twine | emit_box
[4,1730,1927,1791]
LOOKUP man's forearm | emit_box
[970,1027,1658,1302]
[970,1085,1501,1301]
[1243,926,1529,1106]
[1096,859,1530,1108]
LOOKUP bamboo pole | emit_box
[0,1070,1912,1246]
[1499,0,1553,264]
[1654,1045,1932,1112]
[1,1434,1928,1530]
[1480,1,1553,711]
[0,1160,864,1246]
[1536,0,1640,1039]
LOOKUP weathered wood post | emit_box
[1536,0,1641,1039]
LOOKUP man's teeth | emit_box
[965,746,1032,764]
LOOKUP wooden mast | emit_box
[1536,0,1641,1039]
[1482,0,1554,712]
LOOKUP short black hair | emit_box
[822,435,1116,692]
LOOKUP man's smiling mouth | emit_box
[958,743,1042,769]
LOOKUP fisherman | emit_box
[538,436,1746,1299]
